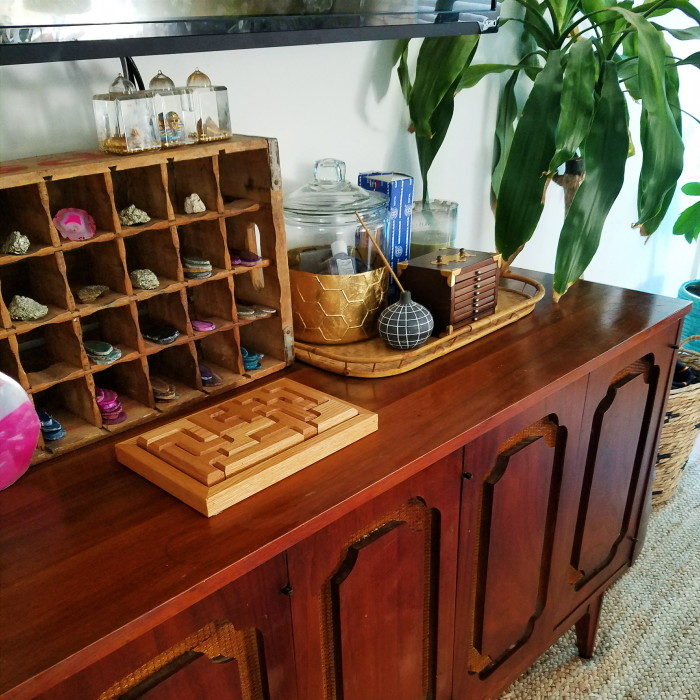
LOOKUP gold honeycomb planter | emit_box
[288,248,388,345]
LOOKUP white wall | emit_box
[0,25,698,298]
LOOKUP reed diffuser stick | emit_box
[355,211,405,293]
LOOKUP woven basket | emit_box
[653,335,700,505]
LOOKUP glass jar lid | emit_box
[149,70,175,90]
[187,68,212,87]
[109,73,136,95]
[284,159,387,225]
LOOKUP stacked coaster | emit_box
[85,339,122,365]
[37,409,66,441]
[142,325,180,345]
[182,254,212,279]
[95,387,127,425]
[236,304,276,319]
[191,319,216,333]
[241,346,264,371]
[199,363,222,387]
[151,376,178,403]
[230,248,261,267]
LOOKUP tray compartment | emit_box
[32,376,102,453]
[168,156,220,219]
[0,183,57,262]
[81,304,141,370]
[17,318,85,390]
[196,329,245,391]
[176,219,228,277]
[187,278,236,332]
[45,172,117,244]
[123,228,181,293]
[0,334,26,388]
[137,290,191,353]
[92,358,158,432]
[111,162,171,234]
[218,147,274,205]
[0,255,73,329]
[63,239,131,311]
[147,341,204,410]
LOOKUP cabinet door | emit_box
[560,334,677,611]
[452,382,587,700]
[286,452,462,700]
[38,554,296,700]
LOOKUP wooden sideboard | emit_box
[0,272,689,700]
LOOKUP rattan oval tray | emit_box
[294,273,546,377]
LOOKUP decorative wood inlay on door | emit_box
[116,378,378,515]
[98,620,264,700]
[570,356,658,590]
[319,498,436,700]
[469,416,565,677]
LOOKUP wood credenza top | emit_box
[0,271,689,698]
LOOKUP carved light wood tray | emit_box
[116,378,378,516]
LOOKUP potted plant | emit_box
[395,0,699,299]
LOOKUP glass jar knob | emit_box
[314,158,346,183]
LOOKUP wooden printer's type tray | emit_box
[116,378,378,516]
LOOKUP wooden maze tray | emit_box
[116,378,378,516]
[294,274,546,378]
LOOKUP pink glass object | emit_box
[53,208,97,241]
[0,372,40,490]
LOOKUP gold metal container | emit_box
[289,247,388,345]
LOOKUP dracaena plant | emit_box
[396,0,699,300]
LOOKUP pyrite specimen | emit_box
[0,231,30,255]
[184,193,206,214]
[130,269,159,290]
[118,204,151,226]
[77,284,109,304]
[8,295,49,321]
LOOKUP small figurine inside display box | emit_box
[397,248,500,336]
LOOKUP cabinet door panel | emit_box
[453,384,587,700]
[38,554,296,700]
[287,452,462,700]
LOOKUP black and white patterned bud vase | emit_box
[377,290,434,350]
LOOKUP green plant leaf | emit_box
[581,0,620,55]
[395,39,412,104]
[633,0,700,23]
[415,76,460,201]
[549,38,597,172]
[673,200,700,243]
[409,35,479,139]
[676,51,700,68]
[492,71,520,202]
[653,25,700,41]
[611,7,684,227]
[616,55,642,99]
[640,37,682,236]
[553,62,629,299]
[456,60,540,91]
[495,50,564,263]
[682,182,700,196]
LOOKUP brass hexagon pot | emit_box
[288,248,388,345]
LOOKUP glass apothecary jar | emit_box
[186,69,231,143]
[93,79,160,155]
[149,70,197,148]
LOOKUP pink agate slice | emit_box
[0,372,40,490]
[53,208,96,241]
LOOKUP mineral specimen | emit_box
[118,204,151,226]
[53,208,96,241]
[77,285,109,304]
[0,231,30,255]
[184,193,206,214]
[8,295,49,321]
[129,269,159,290]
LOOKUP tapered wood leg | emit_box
[575,595,604,659]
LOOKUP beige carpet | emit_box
[499,447,700,700]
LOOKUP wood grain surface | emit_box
[0,270,689,699]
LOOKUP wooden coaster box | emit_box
[0,137,293,464]
[397,248,500,335]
